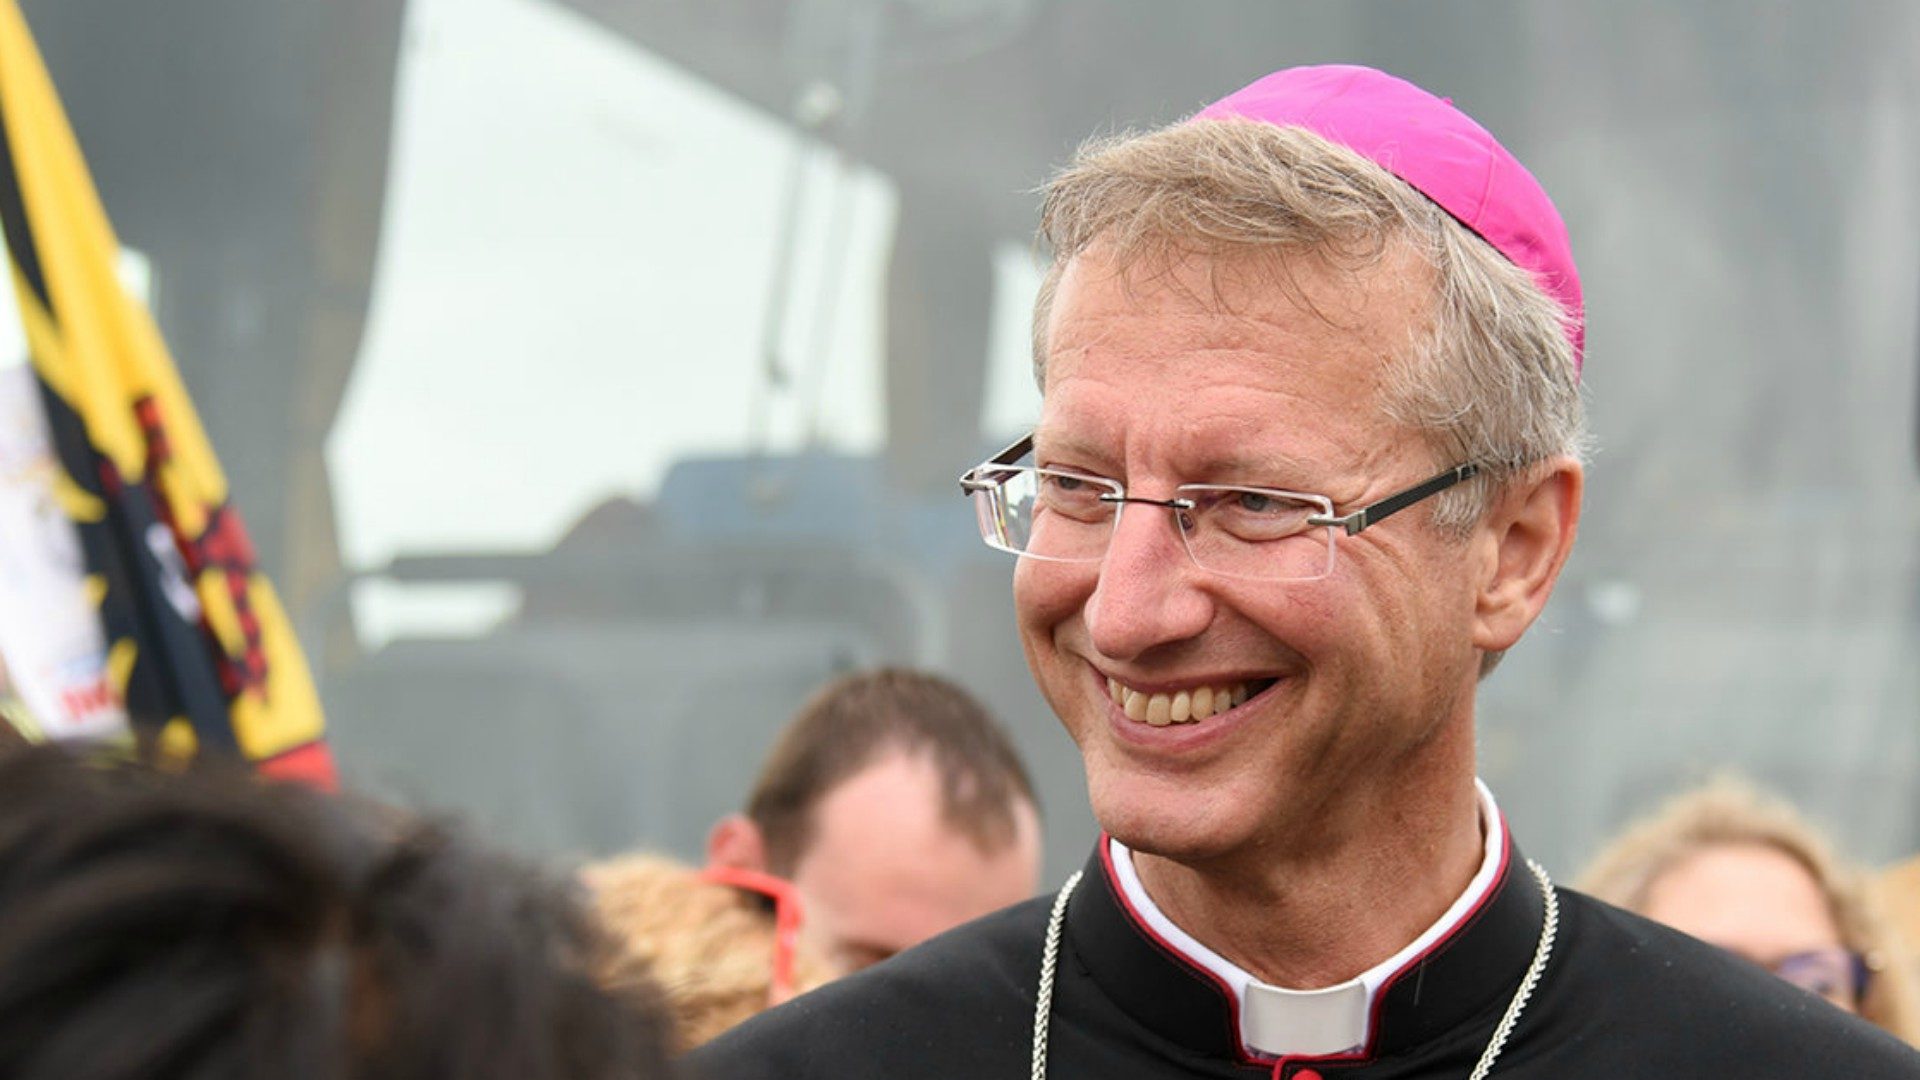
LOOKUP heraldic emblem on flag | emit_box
[0,0,335,785]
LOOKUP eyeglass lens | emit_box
[1771,948,1869,1006]
[971,468,1336,582]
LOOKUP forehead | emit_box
[1038,244,1434,477]
[1641,843,1846,961]
[792,754,1039,939]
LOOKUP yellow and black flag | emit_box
[0,0,334,785]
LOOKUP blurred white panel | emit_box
[329,0,894,574]
[980,240,1043,440]
[348,579,524,652]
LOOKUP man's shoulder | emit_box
[1542,889,1920,1075]
[684,895,1052,1080]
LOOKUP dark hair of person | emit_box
[744,668,1038,874]
[0,745,675,1080]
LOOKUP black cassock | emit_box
[689,836,1920,1079]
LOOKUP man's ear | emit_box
[705,813,770,872]
[1472,457,1582,655]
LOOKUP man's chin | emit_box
[1090,788,1253,866]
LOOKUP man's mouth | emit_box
[1103,676,1277,727]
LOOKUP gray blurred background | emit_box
[20,0,1919,884]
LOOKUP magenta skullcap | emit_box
[1196,64,1584,371]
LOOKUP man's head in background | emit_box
[706,668,1043,972]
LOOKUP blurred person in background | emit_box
[584,854,838,1049]
[704,667,1042,973]
[691,64,1920,1079]
[1885,855,1920,998]
[0,745,677,1080]
[1580,776,1920,1043]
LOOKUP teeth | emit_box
[1191,686,1214,720]
[1145,694,1171,726]
[1106,679,1252,725]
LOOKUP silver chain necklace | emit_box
[1030,859,1559,1080]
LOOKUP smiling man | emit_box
[688,65,1920,1079]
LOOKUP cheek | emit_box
[1331,540,1468,642]
[1013,559,1094,642]
[1014,561,1098,722]
[1218,577,1341,663]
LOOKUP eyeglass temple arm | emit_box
[699,864,805,998]
[957,433,1037,493]
[1308,463,1480,536]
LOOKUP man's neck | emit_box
[1129,772,1486,990]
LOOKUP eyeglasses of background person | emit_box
[699,864,808,1004]
[1765,946,1879,1011]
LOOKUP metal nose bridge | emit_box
[1096,492,1199,554]
[1097,493,1196,510]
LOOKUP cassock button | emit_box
[1293,1071,1324,1080]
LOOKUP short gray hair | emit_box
[1033,119,1587,531]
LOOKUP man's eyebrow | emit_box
[1031,430,1323,488]
[1186,450,1323,489]
[1027,428,1112,468]
[1044,438,1328,484]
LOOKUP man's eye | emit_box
[1201,488,1316,542]
[1040,473,1106,500]
[1225,490,1311,518]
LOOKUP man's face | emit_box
[1016,245,1490,864]
[787,751,1042,972]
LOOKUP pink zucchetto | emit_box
[1196,64,1584,371]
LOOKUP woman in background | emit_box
[1580,776,1919,1044]
[585,854,840,1050]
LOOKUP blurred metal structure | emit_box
[23,0,1919,880]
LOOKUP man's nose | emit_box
[1084,500,1214,662]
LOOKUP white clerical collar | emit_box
[1106,779,1507,1060]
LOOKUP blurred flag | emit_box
[0,0,335,785]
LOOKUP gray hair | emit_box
[1032,119,1588,532]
